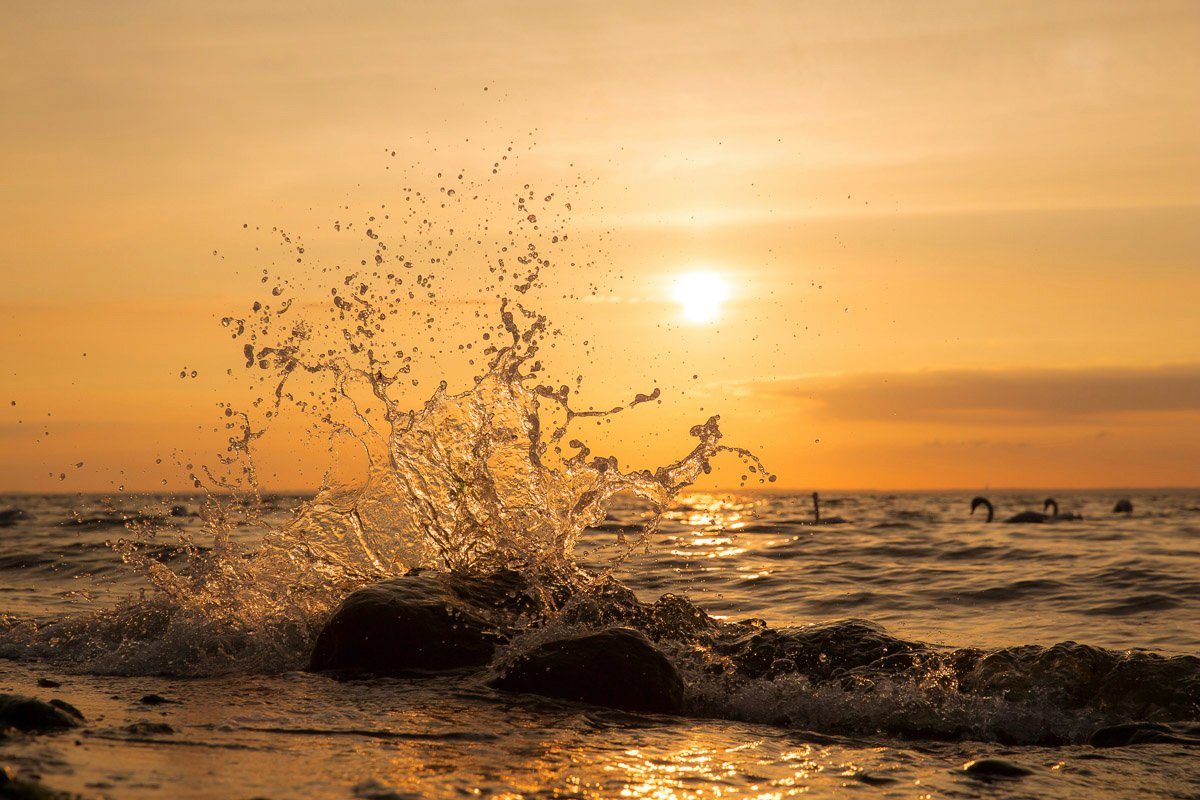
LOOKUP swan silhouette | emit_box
[802,492,847,525]
[1043,498,1082,521]
[970,497,1070,524]
[1113,499,1133,515]
[970,496,995,523]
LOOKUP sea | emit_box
[3,163,1197,798]
[2,488,1198,799]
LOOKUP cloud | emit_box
[749,364,1200,424]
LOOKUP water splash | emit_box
[0,152,771,675]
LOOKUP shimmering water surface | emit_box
[3,157,1198,798]
[2,490,1197,798]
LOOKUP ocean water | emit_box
[2,489,1198,798]
[3,162,1197,797]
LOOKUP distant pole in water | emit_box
[812,491,821,523]
[971,496,994,523]
[1113,498,1133,515]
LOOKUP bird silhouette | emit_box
[970,497,1075,524]
[801,492,847,525]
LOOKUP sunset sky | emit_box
[2,0,1198,491]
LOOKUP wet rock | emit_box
[124,721,175,735]
[138,693,175,705]
[1090,721,1200,748]
[491,627,685,714]
[35,678,60,689]
[841,769,897,786]
[310,569,536,676]
[0,695,82,733]
[961,758,1033,780]
[47,700,83,721]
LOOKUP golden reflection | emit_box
[611,743,815,799]
[663,494,760,561]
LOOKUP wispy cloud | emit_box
[743,364,1200,424]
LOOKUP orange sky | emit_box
[2,1,1199,492]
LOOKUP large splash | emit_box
[0,149,770,675]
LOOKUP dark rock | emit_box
[138,694,174,705]
[310,569,536,676]
[124,721,175,735]
[961,758,1033,779]
[0,695,82,733]
[491,627,685,714]
[47,700,83,721]
[36,679,60,689]
[844,770,897,786]
[0,508,28,527]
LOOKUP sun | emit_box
[671,270,731,323]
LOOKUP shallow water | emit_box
[2,490,1198,798]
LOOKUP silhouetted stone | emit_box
[47,699,83,721]
[138,693,174,705]
[36,678,60,688]
[124,721,175,735]
[961,758,1033,779]
[0,695,82,733]
[491,627,684,714]
[310,569,536,676]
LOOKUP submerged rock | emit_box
[961,758,1033,780]
[310,569,536,676]
[491,627,685,714]
[138,693,175,705]
[124,721,175,735]
[0,695,83,733]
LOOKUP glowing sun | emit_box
[671,270,730,323]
